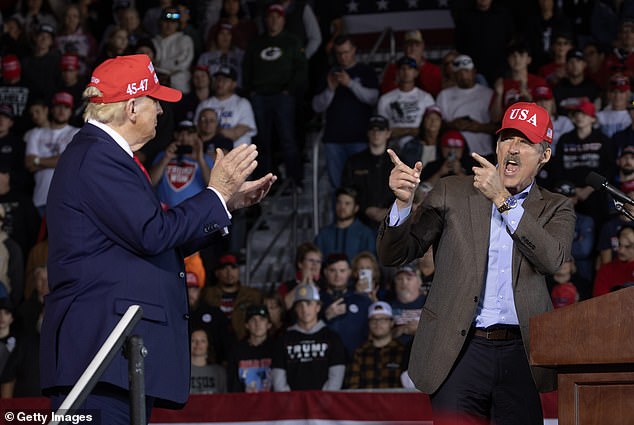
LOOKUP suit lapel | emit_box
[469,190,492,283]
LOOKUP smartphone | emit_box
[175,145,193,155]
[359,268,373,292]
[331,65,343,74]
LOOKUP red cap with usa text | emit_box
[496,102,553,144]
[87,54,182,104]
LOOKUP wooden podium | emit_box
[530,286,634,425]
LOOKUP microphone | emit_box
[585,172,634,206]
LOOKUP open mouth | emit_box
[504,159,520,175]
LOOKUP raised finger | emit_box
[471,152,495,169]
[387,149,406,167]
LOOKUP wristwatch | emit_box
[33,157,40,167]
[497,195,518,214]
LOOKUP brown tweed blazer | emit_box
[377,175,575,394]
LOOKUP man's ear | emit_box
[540,147,552,165]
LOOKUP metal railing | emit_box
[48,305,145,425]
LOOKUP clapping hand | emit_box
[387,149,422,209]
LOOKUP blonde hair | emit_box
[82,86,127,124]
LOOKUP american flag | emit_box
[343,0,453,34]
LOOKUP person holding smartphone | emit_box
[149,120,214,207]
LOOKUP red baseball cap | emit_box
[609,74,631,92]
[60,53,79,71]
[496,102,553,144]
[532,85,553,101]
[267,4,285,16]
[551,282,578,308]
[52,91,74,108]
[87,54,182,104]
[2,55,20,81]
[441,130,466,148]
[569,99,596,118]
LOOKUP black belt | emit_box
[472,326,522,341]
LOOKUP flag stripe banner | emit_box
[342,0,454,33]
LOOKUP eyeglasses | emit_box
[452,58,472,68]
[163,12,181,20]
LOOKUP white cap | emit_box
[368,301,393,318]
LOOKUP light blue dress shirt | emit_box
[387,182,533,328]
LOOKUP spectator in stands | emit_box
[204,253,263,341]
[346,301,407,389]
[584,41,609,91]
[57,54,87,127]
[491,42,548,123]
[531,84,573,156]
[3,265,45,396]
[278,241,322,311]
[380,30,442,98]
[186,252,230,364]
[95,27,130,65]
[350,251,381,301]
[227,304,275,392]
[613,96,634,157]
[320,253,373,358]
[604,18,634,80]
[0,15,31,59]
[398,106,443,169]
[143,0,173,37]
[341,115,394,229]
[553,49,601,114]
[312,35,379,190]
[597,74,632,138]
[17,0,57,45]
[197,107,234,158]
[594,225,634,296]
[390,264,425,347]
[548,99,614,224]
[420,130,470,187]
[0,162,39,260]
[210,0,257,51]
[175,3,203,59]
[174,65,212,124]
[551,181,595,291]
[0,55,30,133]
[242,3,307,188]
[264,291,287,338]
[152,7,194,94]
[0,105,28,195]
[0,298,18,394]
[550,266,580,308]
[597,178,634,267]
[22,24,61,104]
[440,50,459,90]
[526,0,573,72]
[452,0,514,85]
[315,187,377,260]
[377,56,435,144]
[198,22,245,88]
[271,283,346,391]
[276,0,321,59]
[119,6,149,53]
[436,54,496,157]
[537,32,574,86]
[0,203,24,306]
[195,66,257,148]
[55,3,98,76]
[190,328,228,394]
[149,120,213,207]
[25,92,80,216]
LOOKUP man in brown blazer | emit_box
[378,102,575,424]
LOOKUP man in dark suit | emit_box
[40,54,275,423]
[379,102,575,424]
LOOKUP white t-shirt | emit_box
[436,84,494,155]
[25,125,79,207]
[377,87,435,130]
[195,94,257,147]
[597,109,631,138]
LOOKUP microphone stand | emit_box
[612,198,634,222]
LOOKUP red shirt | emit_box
[593,259,634,297]
[380,60,442,97]
[502,74,548,107]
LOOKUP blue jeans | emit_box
[251,93,302,185]
[324,142,367,189]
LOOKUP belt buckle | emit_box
[486,329,495,340]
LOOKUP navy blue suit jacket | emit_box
[40,123,232,407]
